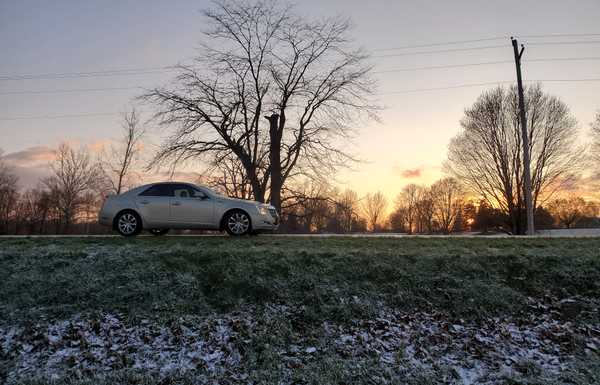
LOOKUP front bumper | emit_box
[253,209,280,230]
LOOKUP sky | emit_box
[1,0,599,201]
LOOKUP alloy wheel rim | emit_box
[118,213,137,235]
[228,213,249,234]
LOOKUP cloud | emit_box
[1,147,57,190]
[399,167,423,179]
[88,140,111,153]
[3,146,56,168]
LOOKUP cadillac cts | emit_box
[98,182,279,236]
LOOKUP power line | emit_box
[374,56,600,74]
[372,33,600,51]
[378,78,600,95]
[379,81,513,94]
[0,86,144,95]
[2,78,599,119]
[528,40,600,46]
[2,77,600,99]
[527,56,600,62]
[520,33,600,39]
[372,36,508,51]
[529,78,600,82]
[0,67,176,81]
[0,112,118,121]
[374,44,507,58]
[374,60,512,74]
[2,56,600,96]
[1,32,600,81]
[375,40,600,58]
[1,37,599,80]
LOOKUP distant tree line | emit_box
[0,149,598,235]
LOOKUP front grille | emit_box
[268,208,279,224]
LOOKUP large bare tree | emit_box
[446,85,582,234]
[102,109,145,194]
[143,0,376,213]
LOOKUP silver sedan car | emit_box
[98,182,279,236]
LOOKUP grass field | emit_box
[1,237,599,384]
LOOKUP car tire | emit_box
[115,211,142,237]
[148,229,169,236]
[224,210,252,236]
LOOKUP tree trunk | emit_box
[267,113,282,213]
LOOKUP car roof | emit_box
[124,182,210,194]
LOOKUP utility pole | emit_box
[511,37,535,235]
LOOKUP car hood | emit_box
[215,196,269,207]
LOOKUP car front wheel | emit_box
[115,211,142,237]
[225,210,251,236]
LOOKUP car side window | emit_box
[173,188,190,198]
[139,184,174,197]
[172,184,208,199]
[190,187,208,199]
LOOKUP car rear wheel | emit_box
[148,229,169,236]
[115,211,142,237]
[225,210,251,236]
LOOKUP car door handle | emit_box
[171,201,181,206]
[139,200,150,205]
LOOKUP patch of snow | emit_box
[1,302,598,384]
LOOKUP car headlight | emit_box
[257,205,270,216]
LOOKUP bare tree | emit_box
[202,154,253,199]
[102,109,145,194]
[142,0,376,213]
[431,177,464,234]
[395,184,420,234]
[0,150,19,234]
[15,187,52,234]
[43,144,103,233]
[389,206,408,233]
[592,111,600,165]
[362,191,387,232]
[336,189,360,233]
[276,181,335,233]
[446,85,582,234]
[548,197,598,229]
[414,186,435,233]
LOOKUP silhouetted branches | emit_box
[445,84,583,234]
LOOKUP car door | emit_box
[169,184,215,227]
[135,184,173,226]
